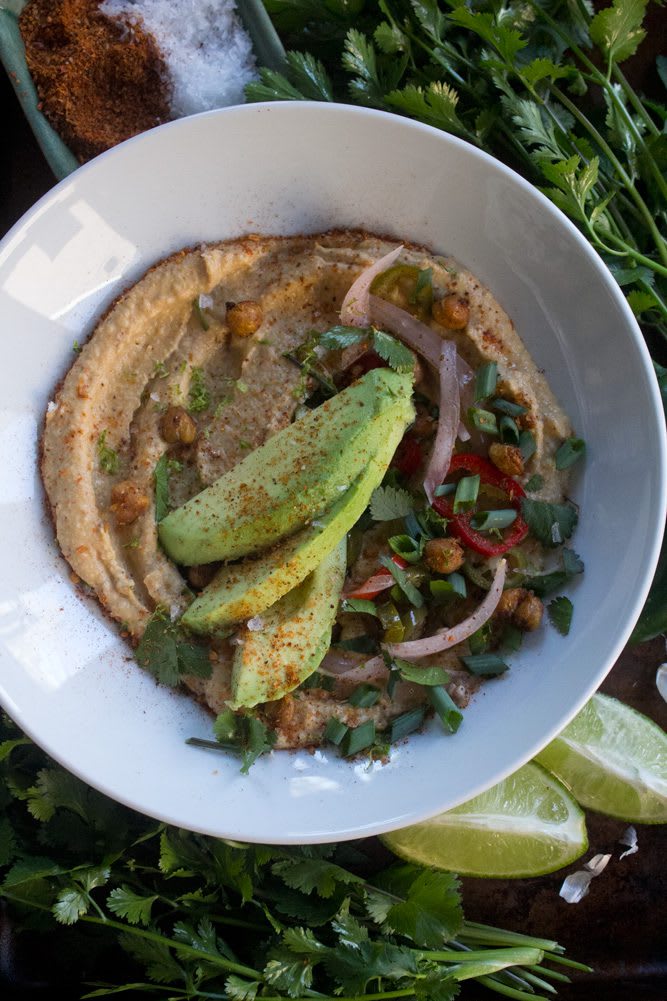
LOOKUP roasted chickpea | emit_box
[159,406,197,445]
[110,480,149,526]
[227,299,263,337]
[496,587,544,632]
[514,593,544,631]
[432,294,469,330]
[424,538,465,575]
[489,442,524,477]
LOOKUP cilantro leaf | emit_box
[370,485,414,520]
[393,658,450,687]
[590,0,647,66]
[341,597,381,616]
[386,82,470,139]
[107,885,157,926]
[135,610,211,687]
[521,498,579,548]
[372,329,416,373]
[548,596,574,635]
[245,69,310,103]
[415,973,460,1001]
[241,717,276,774]
[272,858,363,898]
[448,8,526,66]
[373,865,463,947]
[225,976,261,1001]
[284,51,334,101]
[323,940,418,993]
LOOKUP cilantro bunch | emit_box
[250,0,666,341]
[0,714,588,999]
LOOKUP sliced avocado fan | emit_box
[181,394,414,635]
[158,367,414,565]
[229,539,347,710]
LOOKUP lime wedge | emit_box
[381,762,587,878]
[535,693,667,823]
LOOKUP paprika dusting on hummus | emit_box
[41,231,584,765]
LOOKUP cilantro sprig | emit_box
[135,608,211,687]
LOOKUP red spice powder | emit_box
[20,0,171,162]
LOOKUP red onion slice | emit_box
[368,295,443,365]
[423,340,459,504]
[340,246,403,327]
[383,559,507,660]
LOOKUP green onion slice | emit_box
[379,555,424,608]
[461,653,509,676]
[499,415,520,445]
[519,430,536,460]
[434,482,456,497]
[490,397,528,417]
[468,407,499,436]
[340,720,376,756]
[474,361,498,401]
[390,708,426,742]
[389,533,422,564]
[469,509,518,532]
[428,686,463,734]
[325,717,349,746]
[453,474,480,513]
[555,437,586,470]
[348,684,381,708]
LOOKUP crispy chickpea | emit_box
[159,406,197,445]
[227,299,263,337]
[432,294,469,330]
[514,592,544,632]
[424,538,465,575]
[110,480,149,526]
[496,587,543,632]
[489,442,524,477]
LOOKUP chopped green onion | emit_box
[499,415,520,445]
[410,267,433,304]
[340,719,376,756]
[490,397,528,417]
[379,555,424,608]
[429,686,463,734]
[390,707,425,742]
[325,717,349,746]
[453,474,480,513]
[461,653,509,676]
[434,482,457,497]
[469,509,518,532]
[462,561,494,591]
[519,430,536,460]
[389,533,422,564]
[468,407,499,435]
[555,437,586,470]
[524,473,544,492]
[302,671,335,691]
[349,684,381,708]
[429,572,467,602]
[474,361,498,401]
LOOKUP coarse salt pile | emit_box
[100,0,257,117]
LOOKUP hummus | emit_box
[41,230,575,752]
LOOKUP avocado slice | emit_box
[229,539,346,710]
[158,368,413,565]
[181,394,414,635]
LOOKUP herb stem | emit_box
[477,975,540,999]
[611,64,660,138]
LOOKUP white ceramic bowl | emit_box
[0,103,664,843]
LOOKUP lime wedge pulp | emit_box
[381,762,587,878]
[535,693,667,823]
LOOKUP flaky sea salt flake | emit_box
[619,826,639,859]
